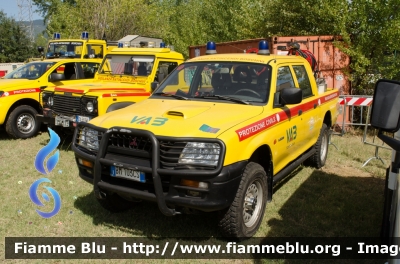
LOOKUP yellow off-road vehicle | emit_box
[37,44,184,135]
[0,58,101,138]
[72,41,339,238]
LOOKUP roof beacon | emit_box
[53,33,61,40]
[118,42,123,48]
[81,31,89,40]
[257,40,270,55]
[160,42,166,48]
[206,41,217,55]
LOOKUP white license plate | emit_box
[55,116,70,127]
[76,115,90,122]
[110,166,145,182]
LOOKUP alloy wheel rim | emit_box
[16,113,35,134]
[243,180,263,227]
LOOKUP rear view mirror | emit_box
[151,82,159,93]
[49,73,65,81]
[370,79,400,132]
[279,88,302,105]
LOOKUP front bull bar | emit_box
[93,127,178,216]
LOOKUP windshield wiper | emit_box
[153,92,190,100]
[197,95,249,105]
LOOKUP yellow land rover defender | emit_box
[38,42,184,135]
[72,41,339,238]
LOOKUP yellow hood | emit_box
[89,99,264,138]
[0,79,39,90]
[54,81,149,96]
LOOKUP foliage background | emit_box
[1,0,399,93]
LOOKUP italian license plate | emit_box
[110,166,146,182]
[76,115,90,122]
[55,116,69,127]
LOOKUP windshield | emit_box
[99,55,155,76]
[152,62,272,104]
[46,41,84,59]
[3,62,56,80]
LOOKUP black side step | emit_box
[267,147,316,201]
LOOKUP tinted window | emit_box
[293,65,313,98]
[82,63,100,79]
[276,66,295,92]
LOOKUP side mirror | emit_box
[370,79,400,152]
[37,46,44,53]
[370,79,400,132]
[151,82,159,93]
[49,73,65,81]
[277,88,302,106]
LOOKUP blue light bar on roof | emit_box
[206,41,217,55]
[160,42,166,48]
[81,31,89,40]
[53,33,61,40]
[257,40,270,55]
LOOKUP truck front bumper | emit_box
[36,109,89,130]
[72,125,246,215]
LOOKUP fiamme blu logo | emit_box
[29,128,61,218]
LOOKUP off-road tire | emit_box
[96,192,135,213]
[5,105,40,139]
[218,162,268,238]
[304,123,329,168]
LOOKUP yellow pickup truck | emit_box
[37,44,184,135]
[71,41,339,238]
[0,58,101,139]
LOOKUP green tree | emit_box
[337,0,400,94]
[156,0,268,58]
[264,0,400,94]
[0,11,37,62]
[35,0,163,42]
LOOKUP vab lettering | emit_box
[286,125,297,142]
[130,116,168,126]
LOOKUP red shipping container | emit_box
[189,36,350,94]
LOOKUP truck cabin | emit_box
[40,32,106,60]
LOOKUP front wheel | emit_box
[5,105,41,139]
[218,162,268,238]
[304,123,329,168]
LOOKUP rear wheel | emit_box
[304,123,329,168]
[5,105,40,139]
[218,162,268,238]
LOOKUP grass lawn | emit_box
[0,127,393,263]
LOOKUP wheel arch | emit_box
[6,98,42,121]
[323,110,332,128]
[248,144,274,202]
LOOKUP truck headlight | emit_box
[78,127,99,151]
[178,142,220,166]
[86,101,94,113]
[47,96,53,106]
[42,92,54,108]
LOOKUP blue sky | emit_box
[1,1,42,20]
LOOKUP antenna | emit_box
[16,0,34,43]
